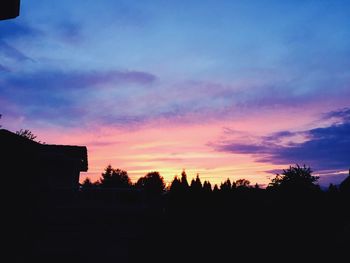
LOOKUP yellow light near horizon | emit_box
[40,108,324,188]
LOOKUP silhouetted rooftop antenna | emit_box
[0,0,20,21]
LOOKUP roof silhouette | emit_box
[0,0,20,21]
[1,129,88,192]
[340,170,350,192]
[0,129,88,171]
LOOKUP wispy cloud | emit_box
[0,22,41,62]
[0,41,32,61]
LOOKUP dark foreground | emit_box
[7,190,350,262]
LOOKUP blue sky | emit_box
[1,0,349,186]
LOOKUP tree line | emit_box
[80,164,350,195]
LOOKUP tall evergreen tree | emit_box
[180,170,189,190]
[213,184,219,193]
[203,181,212,193]
[170,176,182,193]
[190,174,203,193]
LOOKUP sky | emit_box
[0,0,349,187]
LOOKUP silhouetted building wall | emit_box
[0,0,20,20]
[0,129,88,193]
[339,169,350,193]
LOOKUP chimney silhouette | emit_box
[0,0,20,21]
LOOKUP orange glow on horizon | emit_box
[32,104,341,187]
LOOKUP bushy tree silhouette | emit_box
[99,165,131,188]
[267,164,319,192]
[136,171,165,194]
[235,179,250,189]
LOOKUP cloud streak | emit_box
[0,41,32,61]
[3,69,156,90]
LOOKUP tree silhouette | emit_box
[16,129,38,141]
[267,164,319,192]
[169,176,181,193]
[82,178,93,187]
[81,177,96,190]
[190,174,203,193]
[99,165,131,188]
[203,180,212,193]
[220,178,232,192]
[136,171,165,194]
[235,179,250,188]
[180,170,189,190]
[213,184,219,193]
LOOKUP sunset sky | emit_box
[1,0,349,187]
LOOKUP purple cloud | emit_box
[0,69,157,127]
[2,69,156,93]
[322,108,350,122]
[217,108,350,177]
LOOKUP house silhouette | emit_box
[0,129,87,194]
[0,0,20,21]
[340,169,350,193]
